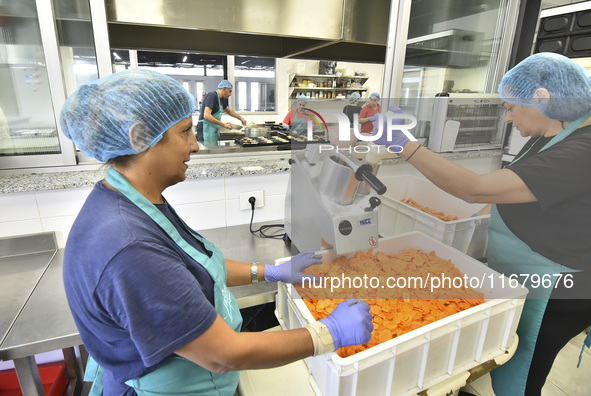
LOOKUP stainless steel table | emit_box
[0,224,293,395]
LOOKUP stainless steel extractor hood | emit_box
[104,0,391,63]
[405,29,485,68]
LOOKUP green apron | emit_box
[84,167,242,396]
[199,91,224,147]
[488,112,591,395]
[290,109,307,136]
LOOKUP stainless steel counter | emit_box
[0,224,293,395]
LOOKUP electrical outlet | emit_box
[240,190,264,210]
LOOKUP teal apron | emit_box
[488,112,591,395]
[199,91,224,147]
[84,167,242,396]
[290,109,307,136]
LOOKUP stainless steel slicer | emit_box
[284,144,387,254]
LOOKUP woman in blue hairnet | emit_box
[358,92,381,133]
[196,80,247,145]
[282,94,313,136]
[59,69,373,396]
[377,52,591,395]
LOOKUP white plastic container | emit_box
[378,175,490,258]
[275,232,527,396]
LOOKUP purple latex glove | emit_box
[372,106,409,151]
[264,251,322,284]
[320,299,374,349]
[367,115,378,122]
[284,124,290,130]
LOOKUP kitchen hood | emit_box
[104,0,390,63]
[405,29,485,68]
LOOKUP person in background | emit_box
[375,52,591,396]
[359,92,381,133]
[282,94,313,136]
[343,92,362,128]
[198,91,207,114]
[196,80,247,142]
[59,69,374,396]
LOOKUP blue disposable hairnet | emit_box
[369,92,380,100]
[60,69,195,163]
[349,92,361,103]
[297,94,308,104]
[218,80,233,89]
[498,52,591,121]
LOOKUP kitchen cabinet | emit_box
[288,74,368,101]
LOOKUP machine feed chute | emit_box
[285,144,387,255]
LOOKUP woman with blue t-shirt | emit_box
[59,69,373,396]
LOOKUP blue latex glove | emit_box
[367,115,378,122]
[284,124,290,131]
[264,251,322,284]
[372,106,409,150]
[320,299,374,349]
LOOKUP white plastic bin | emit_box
[378,175,490,258]
[275,232,528,396]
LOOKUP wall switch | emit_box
[240,190,264,210]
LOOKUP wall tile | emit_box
[41,215,76,249]
[0,192,39,222]
[0,219,43,238]
[226,193,285,227]
[224,173,289,200]
[173,201,226,231]
[164,178,225,205]
[35,187,92,218]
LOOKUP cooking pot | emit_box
[244,125,271,137]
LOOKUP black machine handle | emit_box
[355,164,387,195]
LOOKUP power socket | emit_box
[240,190,264,210]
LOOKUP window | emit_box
[234,56,276,112]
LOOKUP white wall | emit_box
[0,155,501,249]
[0,173,289,249]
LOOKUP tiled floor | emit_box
[463,331,591,396]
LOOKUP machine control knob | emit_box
[365,197,382,212]
[338,220,353,236]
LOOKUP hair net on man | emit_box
[349,92,361,104]
[218,80,233,89]
[498,52,591,121]
[60,69,195,163]
[297,94,308,104]
[369,92,380,100]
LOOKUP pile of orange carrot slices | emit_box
[401,197,459,221]
[299,248,484,358]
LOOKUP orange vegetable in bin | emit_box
[300,248,484,358]
[401,197,459,221]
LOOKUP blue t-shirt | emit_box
[196,91,229,133]
[63,182,219,395]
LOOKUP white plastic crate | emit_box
[378,175,490,258]
[275,232,527,396]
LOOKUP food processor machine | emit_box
[284,144,388,254]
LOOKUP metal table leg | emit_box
[63,346,84,396]
[14,355,45,396]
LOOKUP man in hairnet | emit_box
[342,92,362,128]
[59,69,374,396]
[196,79,247,144]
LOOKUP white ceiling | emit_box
[541,0,586,10]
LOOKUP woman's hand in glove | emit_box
[320,299,374,349]
[264,251,322,284]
